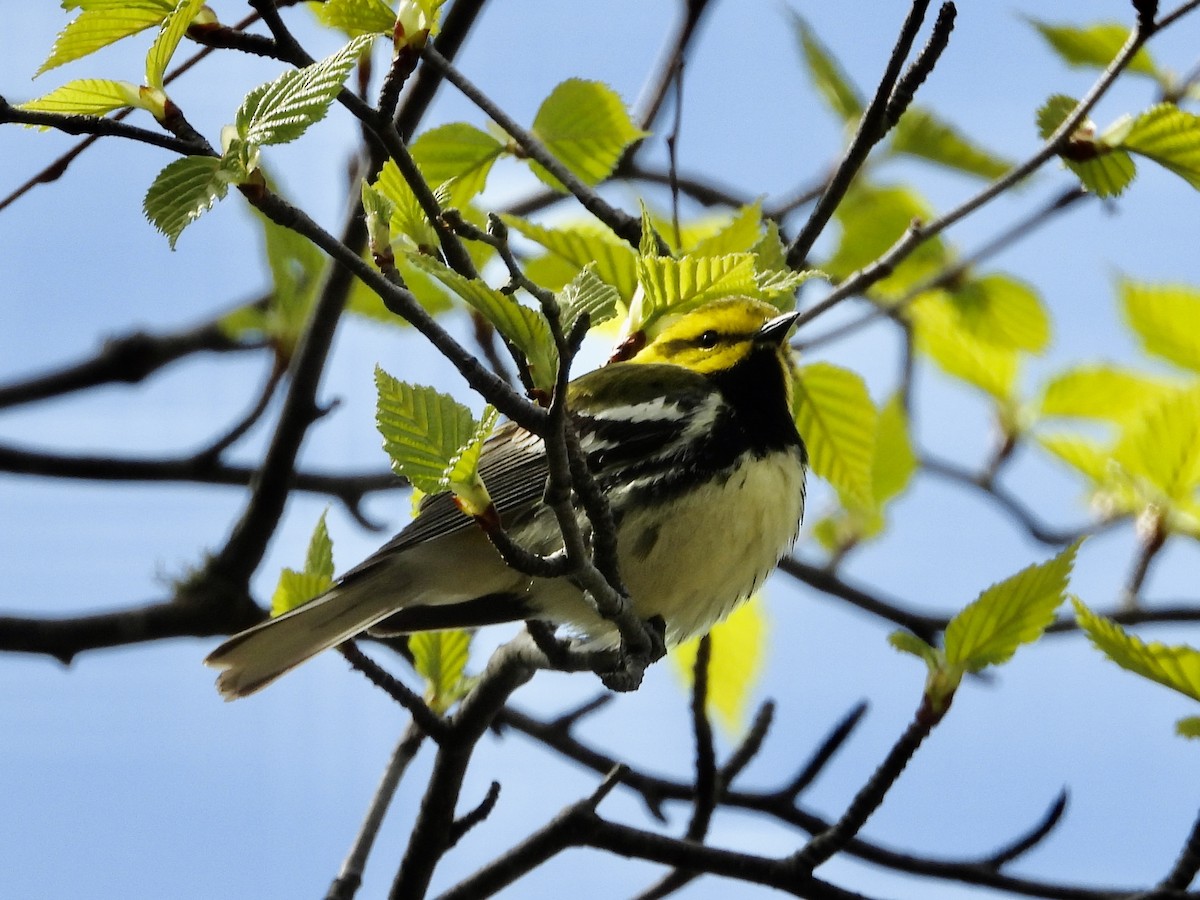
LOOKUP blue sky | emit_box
[3,1,1200,898]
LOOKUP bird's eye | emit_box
[698,330,719,349]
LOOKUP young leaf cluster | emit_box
[270,512,336,617]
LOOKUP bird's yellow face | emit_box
[629,297,796,376]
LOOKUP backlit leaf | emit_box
[670,598,768,735]
[789,12,863,122]
[19,78,145,119]
[1121,280,1200,372]
[236,34,375,146]
[312,0,397,36]
[872,393,917,505]
[944,541,1080,672]
[410,629,473,714]
[689,201,765,257]
[1036,432,1115,484]
[1036,94,1137,198]
[142,155,230,249]
[270,512,335,616]
[1074,599,1200,702]
[793,362,876,506]
[890,107,1012,180]
[503,215,638,302]
[1118,105,1200,191]
[145,0,206,90]
[528,79,647,190]
[1027,19,1160,79]
[912,294,1019,401]
[636,253,758,323]
[1039,364,1179,423]
[404,253,559,392]
[939,273,1050,353]
[558,264,621,332]
[410,122,505,203]
[37,0,175,77]
[1112,385,1200,502]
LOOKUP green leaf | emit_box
[940,273,1051,353]
[1037,432,1115,484]
[558,264,621,332]
[403,254,559,392]
[688,202,765,257]
[410,629,473,714]
[793,362,876,506]
[670,598,768,735]
[1039,364,1180,423]
[503,215,638,302]
[1112,385,1200,502]
[270,512,336,617]
[1074,599,1200,702]
[888,630,940,668]
[1118,105,1200,191]
[635,253,758,325]
[345,254,454,324]
[912,294,1019,401]
[373,159,441,251]
[410,122,505,204]
[872,393,917,506]
[1177,717,1200,740]
[944,540,1081,673]
[1036,94,1137,198]
[789,12,863,122]
[361,179,396,260]
[312,0,397,36]
[236,34,375,146]
[145,0,205,90]
[19,78,146,120]
[825,183,948,298]
[142,155,230,249]
[374,368,492,500]
[37,0,175,77]
[528,79,647,190]
[1121,280,1200,372]
[890,107,1012,180]
[441,406,499,517]
[1027,19,1160,79]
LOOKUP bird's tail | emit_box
[204,582,402,700]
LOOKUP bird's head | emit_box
[626,297,799,376]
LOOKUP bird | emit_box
[206,296,808,699]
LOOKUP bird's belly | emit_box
[529,449,805,646]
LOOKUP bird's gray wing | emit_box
[336,421,548,584]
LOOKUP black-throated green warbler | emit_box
[207,296,807,698]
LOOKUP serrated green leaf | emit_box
[1036,94,1079,140]
[345,254,454,324]
[1118,104,1200,191]
[373,159,441,251]
[271,512,336,616]
[890,107,1012,179]
[270,569,333,617]
[361,179,396,259]
[1027,19,1159,79]
[558,264,620,332]
[789,12,863,122]
[912,293,1019,401]
[1177,717,1200,739]
[1121,280,1200,371]
[503,215,638,302]
[945,541,1081,673]
[1112,385,1200,502]
[410,629,473,714]
[872,393,916,505]
[410,122,505,204]
[37,0,175,77]
[142,155,230,249]
[1036,94,1137,197]
[635,253,758,325]
[689,202,765,257]
[638,201,661,258]
[888,630,940,668]
[442,406,498,517]
[1036,432,1116,484]
[312,0,397,36]
[146,0,205,90]
[1039,364,1180,423]
[670,598,767,735]
[825,183,948,298]
[793,362,876,506]
[19,78,146,120]
[404,254,559,391]
[1074,599,1200,702]
[528,79,647,190]
[374,368,487,497]
[943,274,1050,353]
[237,34,375,146]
